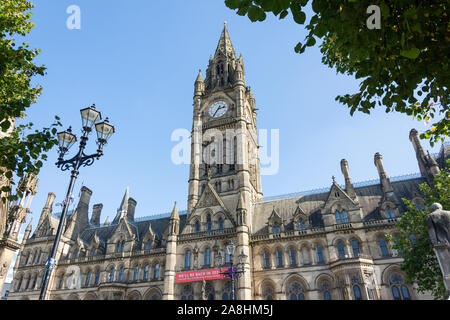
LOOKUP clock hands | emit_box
[213,106,225,117]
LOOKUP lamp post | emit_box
[38,104,114,300]
[215,240,247,300]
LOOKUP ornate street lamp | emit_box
[39,104,114,300]
[217,240,247,300]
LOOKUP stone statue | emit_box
[426,203,450,298]
[201,279,207,300]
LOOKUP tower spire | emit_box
[214,22,236,59]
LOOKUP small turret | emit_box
[23,218,32,241]
[168,201,180,235]
[194,70,204,97]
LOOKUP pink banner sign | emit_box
[176,268,227,283]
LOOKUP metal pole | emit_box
[39,132,88,300]
[231,253,235,300]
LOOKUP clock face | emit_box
[208,101,228,118]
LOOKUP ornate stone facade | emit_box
[6,25,449,301]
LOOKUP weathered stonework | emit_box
[6,25,449,301]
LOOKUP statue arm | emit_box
[427,216,438,244]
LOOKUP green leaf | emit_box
[400,47,420,59]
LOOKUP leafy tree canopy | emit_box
[0,0,61,202]
[225,0,449,146]
[388,160,449,299]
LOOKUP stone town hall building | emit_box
[7,26,449,300]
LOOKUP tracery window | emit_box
[288,282,305,300]
[263,285,274,300]
[298,218,307,230]
[222,281,232,300]
[205,283,214,300]
[335,210,349,224]
[181,285,194,300]
[390,273,411,300]
[385,205,396,218]
[321,281,332,300]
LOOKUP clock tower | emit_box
[187,23,262,221]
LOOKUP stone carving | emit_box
[0,262,7,277]
[201,279,207,300]
[426,203,450,298]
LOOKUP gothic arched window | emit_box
[390,273,411,300]
[288,282,305,300]
[353,285,362,300]
[115,241,121,253]
[337,241,346,258]
[205,283,214,300]
[321,281,332,300]
[85,271,91,287]
[119,266,124,282]
[351,240,360,257]
[263,285,274,300]
[222,282,231,300]
[195,221,200,233]
[316,245,324,263]
[289,247,297,266]
[153,263,160,279]
[378,237,389,257]
[276,249,283,268]
[206,214,212,231]
[109,268,115,282]
[94,270,100,285]
[218,217,224,230]
[144,265,149,281]
[204,248,211,267]
[133,266,139,281]
[185,250,191,269]
[263,251,271,269]
[181,285,194,300]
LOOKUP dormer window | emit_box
[218,217,224,230]
[272,222,281,233]
[385,205,396,218]
[335,210,349,224]
[298,218,307,230]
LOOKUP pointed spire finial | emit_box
[332,175,336,183]
[170,201,179,220]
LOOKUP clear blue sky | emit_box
[18,0,443,232]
